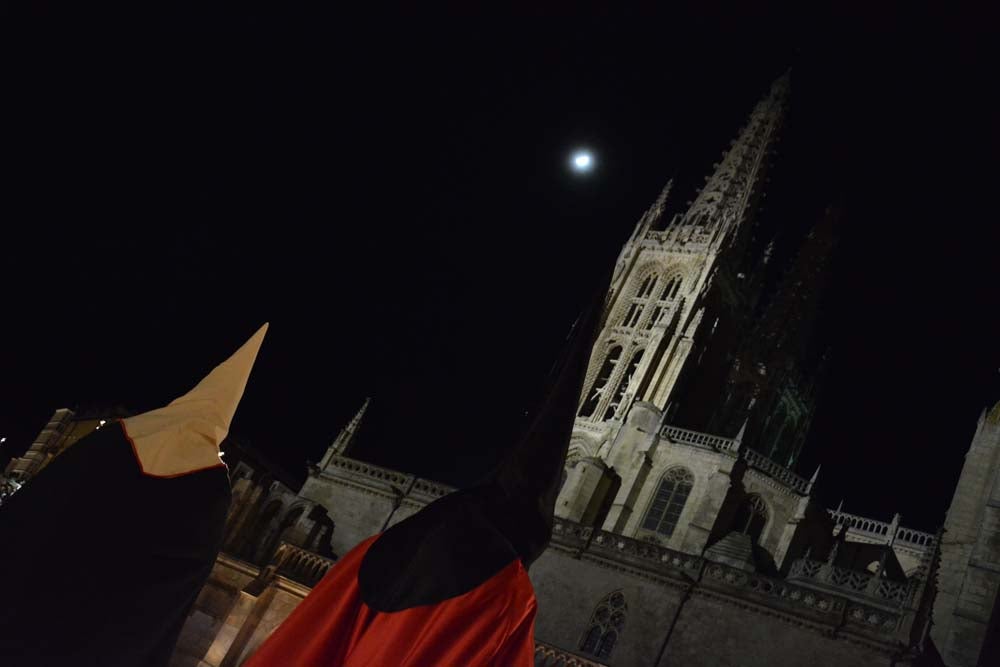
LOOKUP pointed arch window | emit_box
[645,275,682,330]
[579,590,626,659]
[620,273,659,328]
[579,346,622,418]
[641,467,694,537]
[603,349,644,420]
[734,494,768,545]
[638,274,658,298]
[661,276,682,300]
[646,304,663,330]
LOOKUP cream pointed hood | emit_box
[121,323,268,477]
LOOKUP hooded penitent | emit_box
[0,324,267,667]
[244,292,605,666]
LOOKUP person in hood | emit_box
[0,324,268,667]
[244,290,605,666]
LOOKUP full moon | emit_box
[571,150,594,173]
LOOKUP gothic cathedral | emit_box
[19,72,1000,666]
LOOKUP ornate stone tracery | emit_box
[579,590,627,660]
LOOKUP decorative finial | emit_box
[347,397,371,433]
[807,465,821,494]
[734,416,749,448]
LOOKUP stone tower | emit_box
[572,73,789,449]
[933,399,1000,666]
[706,206,838,468]
[559,73,823,550]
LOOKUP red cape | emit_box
[244,535,537,666]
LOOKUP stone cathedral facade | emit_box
[12,74,999,666]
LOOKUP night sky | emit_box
[3,5,998,531]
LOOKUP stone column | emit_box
[556,457,613,524]
[601,450,652,534]
[681,459,739,554]
[601,402,661,533]
[202,565,280,667]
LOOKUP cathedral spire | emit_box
[344,397,371,436]
[320,397,371,466]
[676,71,789,243]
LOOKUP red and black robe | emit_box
[244,490,538,666]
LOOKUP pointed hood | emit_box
[354,281,607,616]
[121,323,268,477]
[475,287,607,565]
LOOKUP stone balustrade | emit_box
[534,641,608,667]
[411,478,455,498]
[660,425,738,452]
[326,455,413,487]
[740,448,812,495]
[552,516,911,638]
[643,227,715,247]
[552,517,702,576]
[325,455,455,500]
[826,510,936,549]
[704,559,844,616]
[660,424,811,495]
[788,557,915,608]
[589,528,704,575]
[272,541,336,588]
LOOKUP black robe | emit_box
[0,422,230,667]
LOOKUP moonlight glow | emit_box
[571,150,594,173]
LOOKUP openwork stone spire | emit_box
[677,71,790,242]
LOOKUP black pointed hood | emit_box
[358,280,607,613]
[474,286,607,565]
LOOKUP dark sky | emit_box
[3,5,998,531]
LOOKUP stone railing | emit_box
[551,518,595,552]
[643,226,715,248]
[534,641,608,667]
[703,559,845,617]
[551,517,703,577]
[740,448,811,495]
[644,229,670,244]
[702,558,906,635]
[660,425,738,452]
[272,542,336,588]
[411,478,454,499]
[826,510,936,550]
[788,557,915,608]
[326,455,413,487]
[589,529,704,576]
[551,517,908,638]
[660,424,811,495]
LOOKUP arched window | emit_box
[621,302,643,328]
[646,304,663,330]
[669,277,682,298]
[579,590,626,659]
[603,349,644,420]
[734,494,768,545]
[661,276,682,300]
[641,467,694,537]
[579,346,622,418]
[620,273,659,328]
[638,274,658,298]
